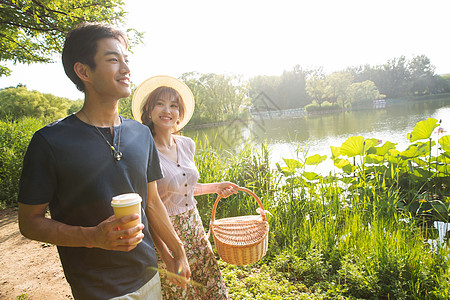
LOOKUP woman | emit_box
[132,75,238,299]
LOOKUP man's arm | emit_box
[18,202,143,252]
[145,181,191,287]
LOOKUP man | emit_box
[17,22,190,299]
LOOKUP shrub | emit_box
[305,102,321,112]
[0,117,44,207]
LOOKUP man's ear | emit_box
[74,62,90,83]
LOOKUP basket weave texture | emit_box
[210,187,269,266]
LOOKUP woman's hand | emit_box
[163,253,191,289]
[216,181,239,198]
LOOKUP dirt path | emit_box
[0,207,72,299]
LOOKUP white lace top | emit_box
[156,135,200,216]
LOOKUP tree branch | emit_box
[0,32,51,63]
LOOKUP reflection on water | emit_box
[428,221,450,250]
[185,98,450,172]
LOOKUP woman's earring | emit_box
[176,120,180,125]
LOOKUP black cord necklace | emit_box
[81,110,123,161]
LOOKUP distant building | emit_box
[373,99,386,109]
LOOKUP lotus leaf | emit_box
[340,136,365,157]
[305,154,327,165]
[406,118,439,142]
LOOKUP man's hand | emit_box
[18,203,143,250]
[93,214,144,251]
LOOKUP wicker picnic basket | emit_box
[209,187,269,266]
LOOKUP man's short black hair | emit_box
[62,22,128,92]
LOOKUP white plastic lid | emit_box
[111,193,142,207]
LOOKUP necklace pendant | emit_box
[114,151,123,161]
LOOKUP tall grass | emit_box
[193,135,450,299]
[194,136,278,227]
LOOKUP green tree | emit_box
[180,72,250,124]
[325,71,354,106]
[437,74,450,93]
[118,93,133,119]
[408,54,436,95]
[249,75,281,110]
[305,76,329,106]
[348,57,411,98]
[279,65,309,109]
[249,66,310,110]
[67,99,84,115]
[347,80,385,104]
[1,0,142,76]
[0,86,70,120]
[380,56,411,98]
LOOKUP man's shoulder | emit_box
[122,117,147,128]
[37,114,77,135]
[122,117,151,136]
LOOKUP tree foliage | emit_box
[249,65,310,110]
[325,71,354,105]
[347,80,385,104]
[347,54,444,98]
[306,72,384,108]
[408,54,436,95]
[0,0,142,76]
[180,72,250,125]
[118,91,133,120]
[0,86,71,120]
[305,76,328,106]
[438,74,450,93]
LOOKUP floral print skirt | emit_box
[156,207,229,300]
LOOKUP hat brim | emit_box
[131,75,195,132]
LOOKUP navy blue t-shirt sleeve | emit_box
[18,132,57,205]
[147,133,163,183]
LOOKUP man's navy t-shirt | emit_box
[18,114,163,299]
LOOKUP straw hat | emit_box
[131,75,195,131]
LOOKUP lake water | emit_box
[184,97,450,174]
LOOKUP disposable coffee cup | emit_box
[111,193,143,244]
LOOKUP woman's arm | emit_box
[194,181,239,198]
[145,181,191,288]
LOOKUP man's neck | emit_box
[78,97,121,127]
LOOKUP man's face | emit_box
[86,38,131,100]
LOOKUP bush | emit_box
[0,117,44,207]
[305,102,321,112]
[305,101,341,113]
[0,87,71,121]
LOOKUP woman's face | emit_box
[150,94,180,131]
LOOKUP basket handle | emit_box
[210,186,267,224]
